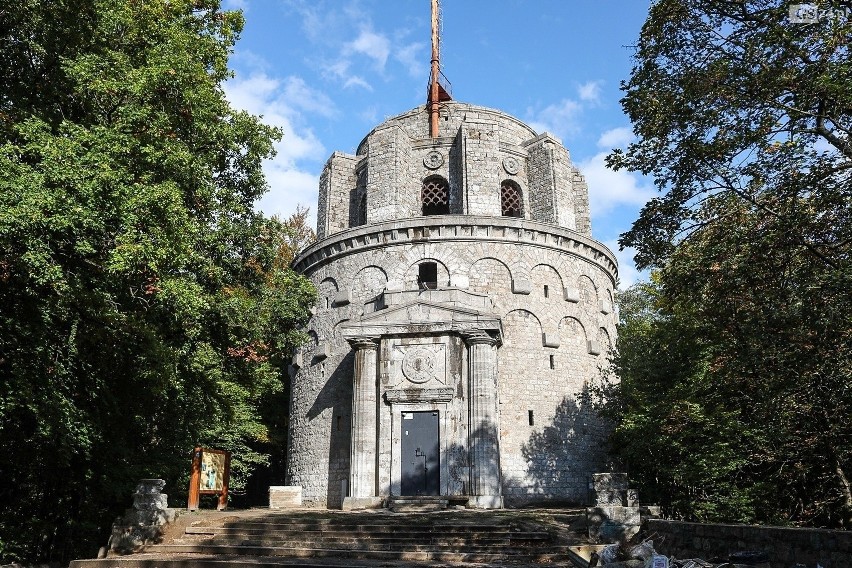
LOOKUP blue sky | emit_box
[222,0,655,287]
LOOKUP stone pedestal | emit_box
[108,479,178,553]
[269,486,302,509]
[587,473,642,542]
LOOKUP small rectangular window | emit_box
[528,410,534,426]
[418,262,438,289]
[544,285,549,298]
[549,354,555,369]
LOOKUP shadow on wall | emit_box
[510,387,610,507]
[386,420,498,499]
[305,350,354,509]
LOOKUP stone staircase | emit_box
[71,509,591,568]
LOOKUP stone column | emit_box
[464,331,503,508]
[343,337,382,510]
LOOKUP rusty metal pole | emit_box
[429,0,440,138]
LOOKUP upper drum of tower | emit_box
[315,101,592,239]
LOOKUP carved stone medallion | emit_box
[424,150,444,170]
[502,156,520,175]
[402,346,436,384]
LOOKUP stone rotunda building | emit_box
[288,100,618,509]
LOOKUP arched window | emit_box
[421,176,450,216]
[501,180,523,217]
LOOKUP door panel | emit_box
[400,411,440,495]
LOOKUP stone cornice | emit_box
[293,215,618,285]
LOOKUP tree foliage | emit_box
[0,0,314,562]
[600,0,852,527]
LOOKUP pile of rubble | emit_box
[589,539,772,568]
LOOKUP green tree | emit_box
[602,0,852,526]
[0,0,314,562]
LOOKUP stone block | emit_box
[341,496,384,511]
[512,279,532,294]
[333,289,352,306]
[564,287,581,303]
[314,342,331,360]
[468,495,504,509]
[596,489,626,506]
[291,352,303,368]
[542,332,560,348]
[269,486,302,509]
[600,299,613,314]
[593,473,629,493]
[587,340,601,355]
[587,505,641,542]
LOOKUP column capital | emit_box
[460,330,498,346]
[347,336,379,351]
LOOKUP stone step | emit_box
[170,539,542,552]
[184,526,550,540]
[172,535,549,549]
[141,543,575,564]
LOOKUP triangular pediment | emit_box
[340,299,502,342]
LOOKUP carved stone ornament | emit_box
[424,150,444,170]
[385,387,454,403]
[402,346,436,384]
[502,156,520,175]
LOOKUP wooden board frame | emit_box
[188,447,231,511]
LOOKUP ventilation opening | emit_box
[528,410,535,426]
[544,285,549,298]
[549,354,555,369]
[418,262,438,290]
[422,176,450,216]
[326,297,330,309]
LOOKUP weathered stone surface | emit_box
[287,100,618,509]
[109,479,177,554]
[269,486,302,509]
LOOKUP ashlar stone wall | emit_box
[289,216,617,507]
[316,102,591,238]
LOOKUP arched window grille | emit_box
[421,176,450,216]
[501,180,523,217]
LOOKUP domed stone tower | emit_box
[287,4,617,509]
[287,99,618,509]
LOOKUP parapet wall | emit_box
[646,519,852,567]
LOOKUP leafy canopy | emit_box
[0,0,314,563]
[600,0,852,527]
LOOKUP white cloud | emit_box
[597,126,634,149]
[345,29,392,70]
[528,98,582,140]
[281,77,338,118]
[578,80,603,103]
[527,79,604,140]
[394,42,427,78]
[603,240,647,290]
[579,150,656,217]
[323,59,373,91]
[224,72,332,226]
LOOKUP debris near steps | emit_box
[589,538,774,568]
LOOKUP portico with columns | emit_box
[340,288,504,509]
